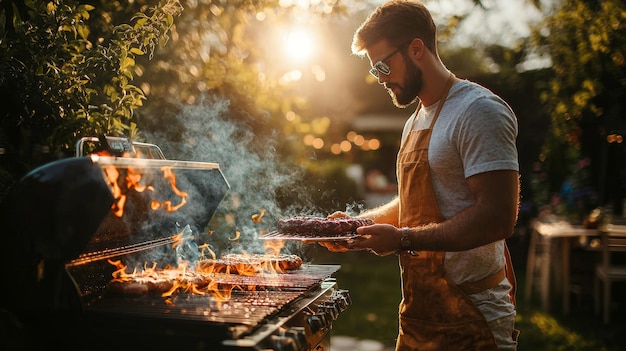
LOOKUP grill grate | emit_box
[85,264,340,326]
[87,290,304,325]
[204,264,339,289]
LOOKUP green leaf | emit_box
[129,48,145,55]
[120,57,135,70]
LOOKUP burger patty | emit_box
[276,216,374,236]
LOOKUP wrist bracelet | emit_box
[400,226,411,250]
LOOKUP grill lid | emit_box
[0,146,230,312]
[0,152,230,264]
[78,155,230,260]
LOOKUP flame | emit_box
[125,166,154,193]
[159,166,188,212]
[107,251,299,306]
[232,261,257,277]
[97,157,189,217]
[162,280,185,298]
[171,232,185,249]
[264,241,288,273]
[264,240,285,256]
[102,165,125,217]
[251,209,266,223]
[108,259,126,279]
[198,243,216,260]
[106,222,296,305]
[228,231,241,241]
[108,253,246,305]
[150,201,161,210]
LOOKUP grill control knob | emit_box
[272,335,302,351]
[285,327,308,350]
[336,289,352,306]
[333,295,346,311]
[307,313,327,334]
[333,290,351,311]
[320,302,339,320]
[319,310,331,328]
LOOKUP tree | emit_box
[0,0,182,196]
[529,0,626,212]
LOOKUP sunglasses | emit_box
[369,40,412,79]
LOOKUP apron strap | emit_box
[458,267,505,295]
[456,242,517,309]
[504,242,517,308]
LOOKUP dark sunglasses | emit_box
[369,40,413,78]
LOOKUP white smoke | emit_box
[145,98,315,258]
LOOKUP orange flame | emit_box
[198,243,216,260]
[251,209,266,223]
[107,221,295,305]
[125,166,154,193]
[159,166,188,212]
[264,240,285,256]
[171,232,185,249]
[228,231,241,241]
[102,165,125,217]
[98,158,189,217]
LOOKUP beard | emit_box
[386,59,423,108]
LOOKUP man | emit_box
[322,1,520,350]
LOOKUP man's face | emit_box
[367,41,423,108]
[389,55,423,108]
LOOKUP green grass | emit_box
[309,246,626,350]
[311,249,401,346]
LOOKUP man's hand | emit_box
[317,223,402,256]
[347,224,401,256]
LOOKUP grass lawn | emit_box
[308,241,626,351]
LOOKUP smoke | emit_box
[145,98,317,258]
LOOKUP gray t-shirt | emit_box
[400,78,519,321]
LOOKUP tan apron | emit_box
[395,75,516,351]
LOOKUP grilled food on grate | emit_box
[107,254,303,296]
[197,253,303,274]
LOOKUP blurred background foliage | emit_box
[528,0,626,218]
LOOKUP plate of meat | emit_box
[259,216,374,241]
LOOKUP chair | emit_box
[594,223,626,324]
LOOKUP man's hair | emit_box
[351,0,438,57]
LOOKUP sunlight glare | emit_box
[284,29,315,62]
[279,69,303,85]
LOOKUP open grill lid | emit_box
[73,155,230,264]
[0,137,231,312]
[0,141,230,266]
[0,144,230,286]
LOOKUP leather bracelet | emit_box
[400,227,411,249]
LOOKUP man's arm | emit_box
[353,170,520,254]
[328,196,399,225]
[411,170,520,251]
[357,196,400,226]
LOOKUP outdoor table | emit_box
[524,216,599,314]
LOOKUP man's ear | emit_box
[409,38,425,59]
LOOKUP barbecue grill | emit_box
[0,136,350,351]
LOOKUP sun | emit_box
[283,29,315,63]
